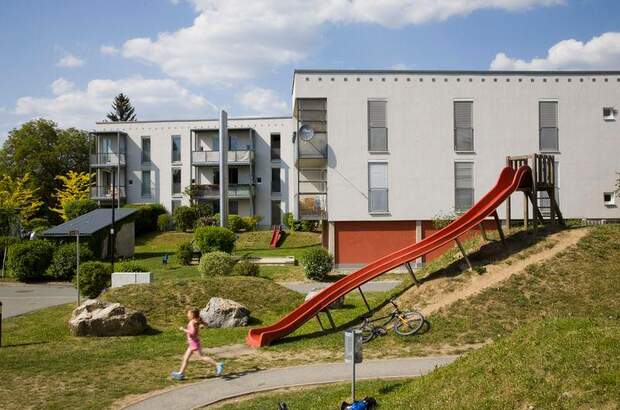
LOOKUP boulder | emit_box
[305,288,345,309]
[200,297,250,328]
[68,299,147,337]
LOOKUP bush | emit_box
[194,226,236,253]
[193,203,213,218]
[64,199,98,221]
[74,261,112,298]
[127,204,168,234]
[0,236,19,261]
[232,259,259,276]
[301,220,319,232]
[282,213,317,232]
[46,243,94,280]
[283,212,294,229]
[198,251,235,277]
[116,260,148,272]
[176,241,194,266]
[196,215,216,228]
[226,214,247,232]
[300,247,333,281]
[6,240,54,281]
[157,214,172,232]
[242,216,262,231]
[173,206,199,232]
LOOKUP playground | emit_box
[1,157,619,409]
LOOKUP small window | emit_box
[141,137,151,163]
[141,170,151,197]
[368,162,388,213]
[271,168,281,193]
[229,200,239,215]
[271,200,282,225]
[539,101,559,152]
[455,162,474,213]
[257,177,262,184]
[604,192,616,206]
[171,199,182,213]
[603,107,617,121]
[368,100,388,152]
[172,168,182,195]
[171,135,181,163]
[270,133,281,160]
[454,101,474,152]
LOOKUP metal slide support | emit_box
[479,223,490,241]
[454,238,474,271]
[325,310,337,330]
[404,262,420,286]
[358,287,371,313]
[492,211,506,246]
[315,314,325,331]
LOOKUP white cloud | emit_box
[100,45,119,56]
[490,32,620,70]
[56,53,85,68]
[391,63,411,70]
[14,76,215,129]
[121,0,560,84]
[237,87,288,115]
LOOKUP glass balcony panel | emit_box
[298,193,327,219]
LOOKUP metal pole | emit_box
[111,168,116,272]
[76,230,80,305]
[351,352,356,402]
[0,300,3,347]
[219,110,229,227]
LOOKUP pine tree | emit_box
[106,93,137,122]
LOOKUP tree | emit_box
[0,119,89,220]
[52,171,95,220]
[106,93,137,122]
[0,173,43,222]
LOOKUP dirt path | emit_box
[412,228,588,316]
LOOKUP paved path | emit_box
[125,356,457,410]
[281,280,402,294]
[0,283,76,319]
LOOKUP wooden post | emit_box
[404,262,420,286]
[479,223,490,241]
[455,238,473,271]
[316,314,325,331]
[523,192,529,231]
[493,210,506,246]
[549,188,557,225]
[505,196,512,233]
[531,155,538,236]
[357,287,371,313]
[325,310,336,330]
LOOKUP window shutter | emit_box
[455,162,474,212]
[539,101,557,128]
[454,101,472,129]
[368,101,387,128]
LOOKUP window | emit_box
[172,168,182,195]
[368,162,388,213]
[213,168,237,185]
[604,192,616,206]
[368,100,388,152]
[539,101,559,151]
[141,170,151,197]
[229,200,239,215]
[455,162,474,212]
[271,168,281,193]
[271,200,282,225]
[270,133,281,160]
[454,101,474,151]
[171,199,182,213]
[171,135,181,162]
[603,107,617,121]
[141,137,151,163]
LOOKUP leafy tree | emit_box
[0,119,89,220]
[63,198,98,220]
[183,184,201,206]
[106,93,137,122]
[0,173,43,222]
[53,171,94,220]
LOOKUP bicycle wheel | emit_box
[393,311,425,336]
[360,323,377,343]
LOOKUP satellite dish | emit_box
[299,124,315,142]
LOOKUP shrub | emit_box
[242,216,262,231]
[193,203,213,218]
[6,240,54,281]
[0,236,19,261]
[283,212,294,229]
[301,220,319,232]
[157,214,172,232]
[232,259,259,276]
[198,251,235,277]
[116,260,148,272]
[173,206,199,232]
[194,226,236,253]
[300,247,333,281]
[196,215,216,228]
[127,203,168,234]
[74,261,112,298]
[226,214,247,232]
[46,243,94,280]
[63,199,98,221]
[432,210,458,230]
[176,241,194,266]
[282,214,317,232]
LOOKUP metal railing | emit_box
[91,186,126,199]
[90,152,126,166]
[192,150,253,165]
[194,184,254,198]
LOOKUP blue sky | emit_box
[1,0,619,142]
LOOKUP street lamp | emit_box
[69,229,81,305]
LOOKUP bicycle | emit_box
[358,299,425,343]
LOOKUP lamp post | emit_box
[69,229,81,305]
[111,168,116,272]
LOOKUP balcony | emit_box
[91,186,126,201]
[192,150,254,166]
[90,152,126,167]
[195,184,254,199]
[299,193,327,220]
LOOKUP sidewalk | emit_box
[124,356,457,409]
[0,283,75,318]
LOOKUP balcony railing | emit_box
[192,150,254,165]
[195,184,254,199]
[90,152,126,167]
[299,193,327,220]
[91,186,126,200]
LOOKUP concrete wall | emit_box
[95,117,295,227]
[292,71,620,222]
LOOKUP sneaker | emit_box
[171,371,185,380]
[215,362,224,376]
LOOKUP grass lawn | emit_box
[215,317,620,409]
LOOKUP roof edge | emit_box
[293,69,620,75]
[95,115,292,125]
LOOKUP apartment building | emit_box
[92,69,620,267]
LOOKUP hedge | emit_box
[46,242,94,280]
[6,240,55,281]
[194,226,236,253]
[74,261,112,298]
[198,251,235,277]
[173,206,199,232]
[64,199,98,221]
[125,204,167,234]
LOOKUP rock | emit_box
[305,288,345,309]
[200,297,250,328]
[68,299,147,337]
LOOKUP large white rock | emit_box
[68,299,147,337]
[305,288,345,309]
[200,297,250,328]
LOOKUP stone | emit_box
[200,297,250,328]
[305,288,345,309]
[68,299,147,337]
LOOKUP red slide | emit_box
[247,166,532,347]
[269,225,282,248]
